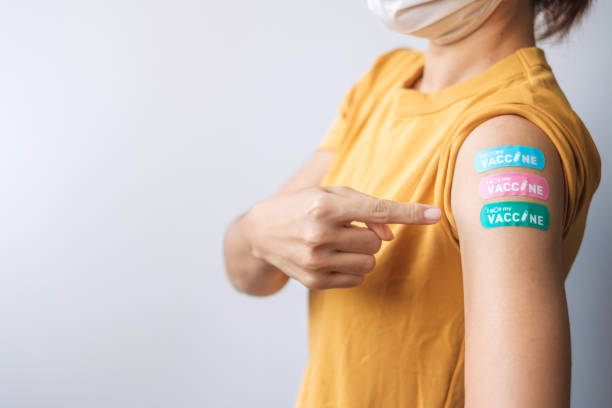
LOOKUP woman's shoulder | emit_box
[452,54,602,227]
[358,46,424,86]
[476,48,585,131]
[462,50,598,164]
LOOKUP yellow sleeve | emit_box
[316,80,358,153]
[316,47,406,154]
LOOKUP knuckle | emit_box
[300,248,326,271]
[368,234,383,253]
[302,274,327,290]
[301,274,316,289]
[249,246,263,259]
[364,255,376,271]
[350,275,365,287]
[337,274,364,289]
[405,204,419,222]
[373,238,383,253]
[305,193,334,220]
[302,226,329,248]
[370,199,391,220]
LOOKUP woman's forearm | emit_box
[223,209,289,296]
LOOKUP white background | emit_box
[1,1,610,406]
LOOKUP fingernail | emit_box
[424,207,441,221]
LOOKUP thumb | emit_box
[365,222,394,241]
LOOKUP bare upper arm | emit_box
[451,115,570,407]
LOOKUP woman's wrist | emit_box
[240,203,266,262]
[234,204,289,294]
[240,202,287,277]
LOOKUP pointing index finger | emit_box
[332,192,441,225]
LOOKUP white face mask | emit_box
[366,0,503,45]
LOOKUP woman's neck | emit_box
[415,0,536,94]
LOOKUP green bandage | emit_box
[480,201,550,230]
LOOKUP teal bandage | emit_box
[475,145,545,172]
[480,201,550,230]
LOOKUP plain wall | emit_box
[0,1,610,407]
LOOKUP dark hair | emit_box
[533,0,594,40]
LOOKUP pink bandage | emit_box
[479,172,549,200]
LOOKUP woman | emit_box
[223,0,601,406]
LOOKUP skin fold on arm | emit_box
[451,114,571,407]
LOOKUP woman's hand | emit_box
[242,185,441,290]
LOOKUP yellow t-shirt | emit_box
[294,46,601,408]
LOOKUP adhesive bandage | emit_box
[480,201,550,230]
[475,145,545,172]
[479,172,549,200]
